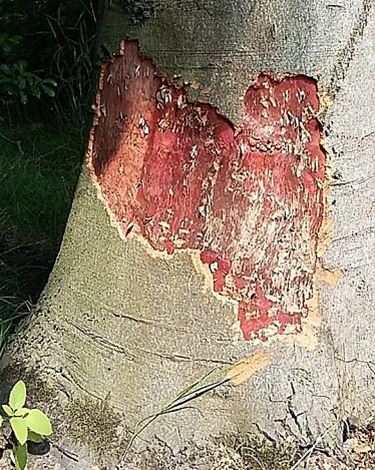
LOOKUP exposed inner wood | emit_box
[88,41,326,342]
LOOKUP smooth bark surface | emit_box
[3,0,375,467]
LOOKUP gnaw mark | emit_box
[88,41,327,342]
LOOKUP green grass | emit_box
[0,123,82,348]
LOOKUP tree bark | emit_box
[3,0,375,468]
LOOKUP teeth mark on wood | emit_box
[138,116,150,136]
[89,41,327,342]
[296,88,306,103]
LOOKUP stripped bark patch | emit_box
[88,41,327,342]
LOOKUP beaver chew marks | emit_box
[90,41,325,341]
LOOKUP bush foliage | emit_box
[0,0,97,348]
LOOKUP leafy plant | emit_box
[0,380,52,470]
[0,33,57,112]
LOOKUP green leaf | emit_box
[25,409,52,436]
[14,408,29,418]
[17,61,27,73]
[2,404,14,416]
[42,78,58,87]
[41,84,55,97]
[10,417,28,445]
[18,76,26,90]
[31,87,41,99]
[9,381,26,410]
[27,430,43,443]
[19,90,28,104]
[0,416,3,427]
[13,444,27,470]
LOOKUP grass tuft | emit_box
[0,123,82,349]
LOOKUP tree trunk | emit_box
[3,0,375,468]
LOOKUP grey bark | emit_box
[2,0,375,467]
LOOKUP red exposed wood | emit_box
[89,41,326,341]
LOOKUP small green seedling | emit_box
[0,380,52,470]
